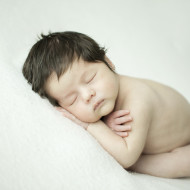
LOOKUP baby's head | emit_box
[23,31,119,122]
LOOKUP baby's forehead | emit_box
[68,59,94,73]
[47,59,101,89]
[46,61,89,85]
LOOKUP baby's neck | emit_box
[113,74,129,111]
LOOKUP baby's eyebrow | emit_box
[80,70,88,81]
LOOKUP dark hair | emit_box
[22,31,114,106]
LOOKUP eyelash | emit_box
[70,96,77,106]
[87,73,96,83]
[70,73,96,106]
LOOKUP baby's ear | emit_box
[105,56,115,71]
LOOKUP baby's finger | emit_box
[115,131,129,137]
[60,111,73,120]
[112,110,130,118]
[55,106,69,114]
[55,106,64,111]
[56,107,75,120]
[114,115,133,125]
[112,124,132,132]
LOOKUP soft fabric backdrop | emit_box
[0,0,190,189]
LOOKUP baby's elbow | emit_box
[117,140,141,169]
[121,159,136,169]
[121,152,139,169]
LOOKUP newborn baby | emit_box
[22,31,190,178]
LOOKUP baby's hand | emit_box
[102,110,133,137]
[55,107,89,130]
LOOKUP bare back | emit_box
[118,75,190,155]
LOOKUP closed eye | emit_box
[87,73,96,83]
[69,96,77,106]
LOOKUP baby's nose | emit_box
[82,88,96,103]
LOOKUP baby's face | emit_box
[45,59,119,122]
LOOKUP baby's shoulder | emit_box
[121,76,155,100]
[116,76,157,115]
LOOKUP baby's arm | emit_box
[56,107,132,137]
[56,107,132,167]
[56,101,152,169]
[86,100,153,168]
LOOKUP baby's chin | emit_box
[80,115,102,123]
[80,105,115,123]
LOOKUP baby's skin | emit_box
[47,58,190,178]
[56,107,132,137]
[57,106,190,179]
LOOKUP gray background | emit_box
[0,1,190,190]
[1,0,190,100]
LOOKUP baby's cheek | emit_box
[109,79,118,90]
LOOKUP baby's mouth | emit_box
[94,99,104,111]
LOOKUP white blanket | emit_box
[0,0,190,189]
